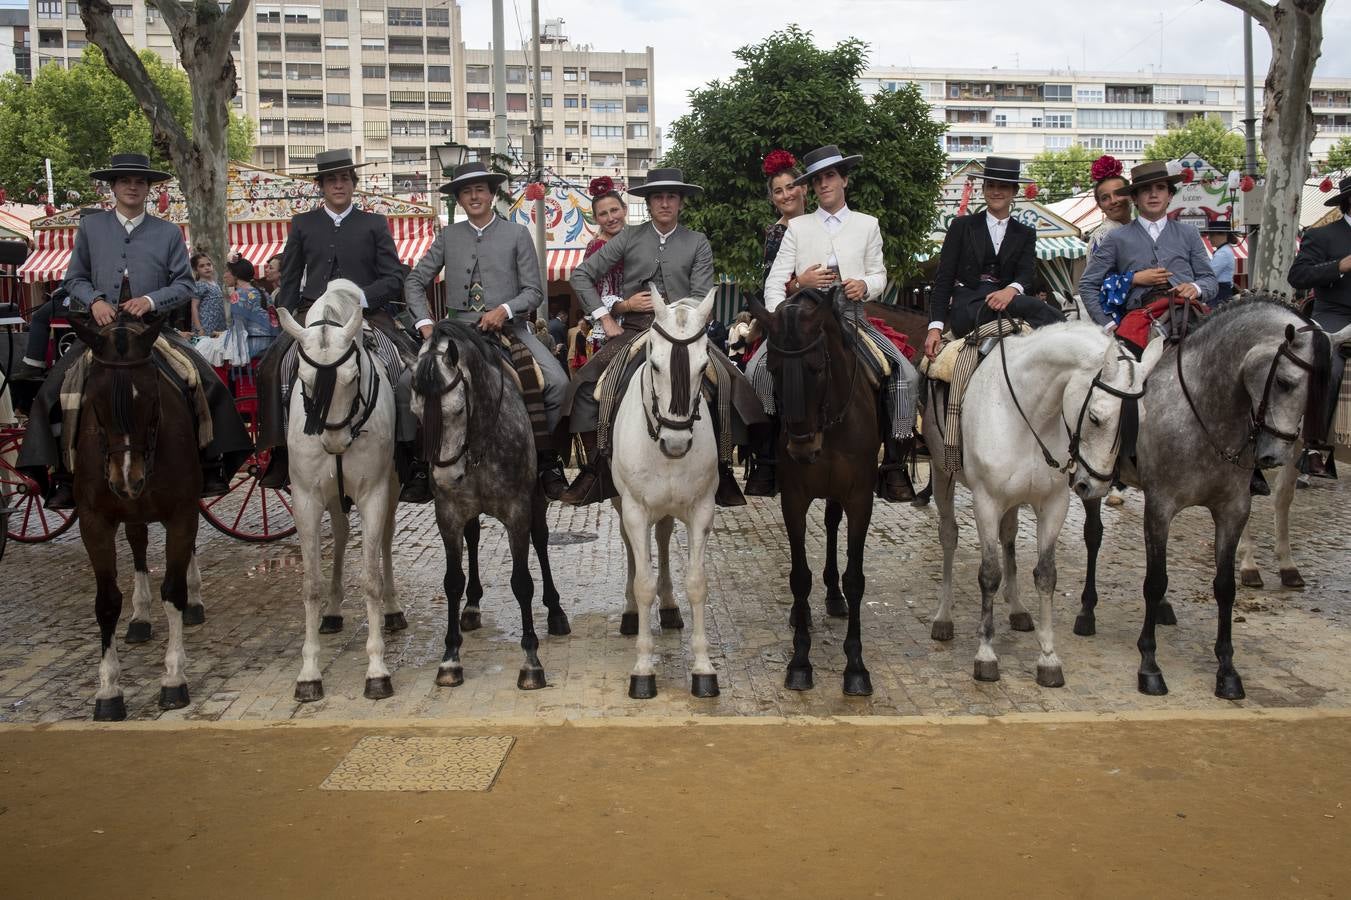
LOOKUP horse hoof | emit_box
[1073,613,1096,637]
[1157,603,1178,627]
[620,612,639,636]
[1036,665,1066,688]
[784,666,814,692]
[547,611,572,636]
[690,673,720,698]
[930,620,954,642]
[124,620,152,644]
[158,683,190,710]
[1009,611,1035,632]
[517,666,547,691]
[628,673,657,700]
[973,659,1000,682]
[93,696,127,722]
[843,670,873,697]
[1137,671,1169,696]
[825,593,847,619]
[1279,568,1306,590]
[1240,569,1264,589]
[182,604,206,627]
[658,607,684,630]
[384,612,408,632]
[459,608,482,632]
[435,665,464,687]
[294,680,324,703]
[319,616,343,634]
[1215,671,1246,701]
[364,676,394,700]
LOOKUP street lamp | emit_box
[434,141,469,224]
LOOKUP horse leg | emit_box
[685,502,719,698]
[381,472,407,632]
[84,517,127,721]
[621,501,659,699]
[156,510,197,711]
[532,486,570,636]
[1001,508,1033,632]
[319,498,348,634]
[123,522,153,644]
[1074,497,1104,636]
[823,499,847,619]
[841,496,874,696]
[358,486,394,700]
[1273,449,1303,589]
[458,517,484,632]
[930,466,959,642]
[783,492,815,691]
[971,498,1005,683]
[183,550,205,626]
[616,499,639,636]
[1031,492,1070,688]
[1211,499,1250,700]
[509,518,546,691]
[292,491,327,702]
[435,507,467,687]
[656,515,683,630]
[1137,498,1175,696]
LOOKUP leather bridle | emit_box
[642,320,707,442]
[91,355,161,483]
[295,320,381,446]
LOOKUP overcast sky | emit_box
[461,0,1351,138]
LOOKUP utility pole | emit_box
[531,0,546,293]
[1242,12,1260,270]
[492,0,507,162]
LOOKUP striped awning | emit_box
[1035,236,1088,260]
[17,228,77,283]
[389,216,436,267]
[546,248,585,281]
[229,220,289,269]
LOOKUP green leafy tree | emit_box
[0,46,253,206]
[1025,145,1097,203]
[662,27,946,287]
[1143,114,1249,176]
[1324,136,1351,173]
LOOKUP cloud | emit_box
[461,0,1351,140]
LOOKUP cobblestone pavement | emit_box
[1,464,1348,723]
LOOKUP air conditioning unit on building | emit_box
[1237,183,1264,227]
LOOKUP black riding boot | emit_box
[1249,467,1271,497]
[715,462,747,507]
[876,437,916,503]
[561,432,615,506]
[259,447,289,489]
[397,441,432,504]
[44,467,75,511]
[537,449,567,501]
[744,418,778,497]
[200,458,230,498]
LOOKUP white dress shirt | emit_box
[817,205,849,269]
[324,203,369,309]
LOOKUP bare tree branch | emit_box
[220,0,251,35]
[147,0,186,34]
[1219,0,1277,29]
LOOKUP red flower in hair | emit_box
[1090,155,1124,183]
[588,176,615,199]
[762,150,798,178]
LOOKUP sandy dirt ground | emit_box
[1,711,1349,899]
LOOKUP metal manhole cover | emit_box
[320,735,515,792]
[548,531,598,546]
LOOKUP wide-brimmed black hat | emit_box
[438,161,507,195]
[295,149,373,179]
[793,145,863,186]
[1202,217,1236,234]
[970,156,1031,184]
[628,167,702,198]
[1128,161,1183,194]
[89,153,171,184]
[1323,174,1351,207]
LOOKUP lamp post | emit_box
[434,141,469,225]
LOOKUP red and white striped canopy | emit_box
[389,216,436,266]
[16,227,76,283]
[229,220,289,270]
[546,248,585,281]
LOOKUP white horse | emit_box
[277,280,402,703]
[611,286,721,699]
[923,323,1162,686]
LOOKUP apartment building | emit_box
[861,66,1351,170]
[0,9,32,81]
[26,3,656,195]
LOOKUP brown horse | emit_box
[68,311,203,721]
[746,288,880,695]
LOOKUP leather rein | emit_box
[641,320,707,441]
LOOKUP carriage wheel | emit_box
[0,431,78,543]
[198,393,297,542]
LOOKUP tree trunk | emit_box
[1222,0,1325,293]
[78,0,249,276]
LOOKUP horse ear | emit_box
[341,309,363,345]
[1285,323,1296,344]
[694,287,716,326]
[1100,339,1121,383]
[277,307,304,340]
[66,310,105,352]
[1137,333,1167,381]
[745,292,771,327]
[649,281,668,320]
[137,311,167,354]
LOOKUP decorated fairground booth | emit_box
[506,185,603,317]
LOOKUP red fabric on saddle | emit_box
[1116,296,1209,349]
[867,317,917,362]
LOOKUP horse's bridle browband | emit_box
[296,319,381,445]
[1176,325,1317,467]
[642,321,707,441]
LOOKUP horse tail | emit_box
[1303,328,1332,445]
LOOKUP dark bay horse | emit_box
[412,321,568,691]
[747,288,879,695]
[68,312,202,721]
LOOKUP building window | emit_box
[427,65,450,83]
[467,92,491,111]
[429,120,452,136]
[506,66,527,84]
[286,63,322,81]
[994,113,1007,127]
[592,125,623,139]
[563,68,578,82]
[468,120,490,139]
[145,5,159,21]
[363,93,386,107]
[390,64,423,82]
[387,7,422,26]
[391,120,426,136]
[258,62,282,79]
[286,35,321,53]
[591,99,621,113]
[326,92,349,106]
[590,70,621,87]
[1045,135,1071,150]
[328,121,352,134]
[428,91,453,110]
[259,90,284,106]
[323,6,347,22]
[390,90,425,110]
[364,121,389,140]
[564,122,580,136]
[625,97,648,114]
[1043,84,1072,102]
[288,120,324,136]
[1076,87,1104,104]
[256,5,280,23]
[257,33,281,52]
[427,8,449,26]
[427,37,450,54]
[1046,114,1072,129]
[361,38,385,51]
[288,92,322,107]
[258,119,285,135]
[326,66,350,79]
[68,35,87,49]
[389,37,422,55]
[37,1,62,19]
[324,36,348,50]
[506,94,527,112]
[392,147,422,164]
[111,4,132,18]
[466,65,490,84]
[541,96,552,108]
[394,174,429,193]
[563,95,580,109]
[38,29,63,48]
[627,123,648,139]
[283,5,320,24]
[289,145,324,163]
[360,9,382,25]
[362,65,385,79]
[625,69,647,88]
[1155,84,1181,103]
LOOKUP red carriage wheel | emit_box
[0,430,78,543]
[198,393,297,542]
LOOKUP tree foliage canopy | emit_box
[1025,145,1098,204]
[1324,136,1351,174]
[662,27,947,287]
[1143,114,1251,175]
[0,47,254,204]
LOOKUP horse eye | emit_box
[1276,377,1296,391]
[1088,413,1102,427]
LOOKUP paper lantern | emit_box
[1023,182,1038,200]
[1181,167,1195,184]
[523,182,546,201]
[1239,175,1255,193]
[0,188,6,204]
[1320,177,1335,193]
[157,190,170,213]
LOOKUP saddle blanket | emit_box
[1336,361,1351,449]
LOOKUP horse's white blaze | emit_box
[160,600,187,688]
[130,567,153,625]
[121,450,133,493]
[96,642,122,700]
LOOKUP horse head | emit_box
[70,309,167,500]
[1234,308,1332,470]
[1064,334,1164,500]
[746,286,845,463]
[278,279,365,455]
[412,321,473,483]
[646,285,715,459]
